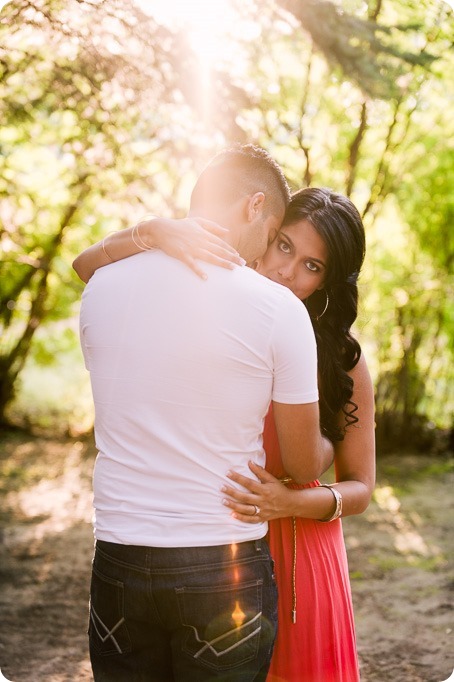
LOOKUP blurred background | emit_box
[1,3,453,680]
[0,0,453,453]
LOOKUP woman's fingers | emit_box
[248,461,281,484]
[222,498,259,516]
[180,251,245,279]
[201,241,245,266]
[192,219,245,261]
[181,254,208,280]
[221,483,255,504]
[195,217,230,237]
[222,497,262,524]
[191,218,235,249]
[221,482,266,517]
[231,512,262,524]
[195,241,244,262]
[197,249,244,269]
[222,466,292,523]
[164,216,246,270]
[179,238,244,270]
[226,469,261,493]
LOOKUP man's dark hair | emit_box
[190,144,290,218]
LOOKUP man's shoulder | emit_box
[241,268,306,311]
[88,250,173,286]
[202,265,305,319]
[235,265,295,297]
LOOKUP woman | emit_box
[73,187,375,682]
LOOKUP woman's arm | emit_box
[222,353,375,522]
[72,216,245,283]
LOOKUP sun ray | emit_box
[136,0,240,63]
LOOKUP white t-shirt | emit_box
[80,250,318,547]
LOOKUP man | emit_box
[80,144,333,681]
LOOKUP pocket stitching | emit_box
[90,605,126,654]
[89,564,132,656]
[176,579,263,671]
[193,612,262,659]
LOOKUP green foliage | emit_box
[0,0,452,442]
[31,326,79,367]
[0,0,245,421]
[398,137,454,275]
[233,0,453,440]
[364,219,453,447]
[277,0,440,99]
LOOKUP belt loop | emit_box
[145,546,152,570]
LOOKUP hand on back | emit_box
[144,216,245,279]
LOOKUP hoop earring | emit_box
[316,290,329,321]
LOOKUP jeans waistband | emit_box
[96,538,268,570]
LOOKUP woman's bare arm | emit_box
[72,216,245,283]
[222,353,375,522]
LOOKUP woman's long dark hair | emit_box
[283,187,366,442]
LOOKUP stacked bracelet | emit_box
[102,233,114,262]
[318,484,343,522]
[131,222,153,251]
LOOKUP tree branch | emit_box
[345,101,368,197]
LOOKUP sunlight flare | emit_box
[135,0,242,63]
[231,601,246,627]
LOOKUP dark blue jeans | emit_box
[89,538,278,682]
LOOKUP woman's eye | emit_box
[278,240,291,253]
[305,261,320,273]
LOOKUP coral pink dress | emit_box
[264,408,360,682]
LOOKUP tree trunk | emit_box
[0,182,90,425]
[345,102,368,197]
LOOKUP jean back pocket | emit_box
[176,578,263,672]
[89,565,132,657]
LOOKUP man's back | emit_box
[80,250,317,547]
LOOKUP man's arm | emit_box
[271,401,334,484]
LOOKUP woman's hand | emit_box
[73,215,245,284]
[221,461,295,523]
[141,216,245,279]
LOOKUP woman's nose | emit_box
[278,264,295,280]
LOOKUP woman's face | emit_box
[257,219,328,300]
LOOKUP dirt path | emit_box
[0,433,453,681]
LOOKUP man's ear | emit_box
[246,192,265,222]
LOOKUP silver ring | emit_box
[253,504,260,516]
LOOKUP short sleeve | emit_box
[270,291,318,404]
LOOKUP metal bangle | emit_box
[102,233,115,262]
[135,221,153,250]
[318,484,343,522]
[131,223,151,251]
